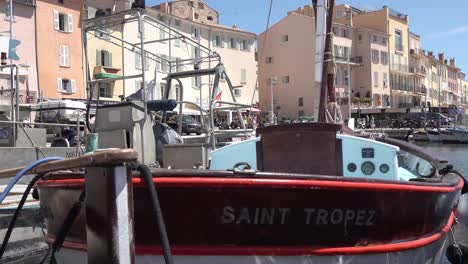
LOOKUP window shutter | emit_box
[247,40,252,52]
[221,35,226,48]
[71,79,76,93]
[57,78,62,92]
[67,14,73,33]
[135,51,141,70]
[96,49,101,66]
[65,46,70,66]
[227,38,232,49]
[212,33,216,47]
[53,10,59,30]
[108,52,112,67]
[59,45,63,66]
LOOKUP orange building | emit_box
[36,0,85,100]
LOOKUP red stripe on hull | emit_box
[47,213,455,256]
[36,177,463,193]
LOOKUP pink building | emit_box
[0,0,38,105]
[258,9,390,120]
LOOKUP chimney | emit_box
[232,24,238,29]
[428,51,433,57]
[450,58,455,67]
[444,59,448,64]
[438,53,444,62]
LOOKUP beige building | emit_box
[257,6,390,120]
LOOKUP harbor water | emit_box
[416,142,468,176]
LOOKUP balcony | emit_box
[334,56,363,65]
[13,0,35,6]
[390,63,409,74]
[94,66,121,80]
[409,65,426,76]
[414,86,427,95]
[410,48,424,58]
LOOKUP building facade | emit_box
[0,0,38,105]
[115,0,258,112]
[36,0,85,100]
[257,6,390,120]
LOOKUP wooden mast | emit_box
[317,0,335,123]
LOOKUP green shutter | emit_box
[96,49,101,66]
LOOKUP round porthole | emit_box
[380,164,390,174]
[347,163,357,172]
[361,162,375,176]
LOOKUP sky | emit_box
[147,0,468,72]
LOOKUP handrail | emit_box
[0,149,138,180]
[376,136,443,176]
[0,120,86,128]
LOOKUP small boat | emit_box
[439,129,459,143]
[426,129,442,143]
[412,130,429,141]
[448,127,468,143]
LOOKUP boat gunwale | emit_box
[36,172,464,193]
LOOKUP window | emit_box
[96,50,112,67]
[191,46,200,59]
[298,97,304,107]
[381,51,388,65]
[188,1,194,7]
[212,34,222,47]
[371,49,380,64]
[395,29,403,51]
[344,69,349,85]
[99,83,112,98]
[160,83,166,98]
[174,37,181,47]
[207,16,213,21]
[135,50,149,70]
[194,13,199,19]
[192,76,201,88]
[54,11,73,33]
[336,10,343,18]
[229,37,236,49]
[59,45,70,67]
[161,54,169,72]
[198,2,204,9]
[58,0,64,4]
[343,29,348,38]
[382,37,387,45]
[282,76,290,84]
[374,72,379,87]
[240,40,248,51]
[57,78,76,93]
[175,58,183,72]
[234,88,242,97]
[191,26,200,38]
[358,34,362,41]
[265,56,273,64]
[383,73,388,88]
[174,19,181,27]
[95,26,110,39]
[373,35,377,42]
[282,35,289,42]
[159,28,165,40]
[241,68,247,84]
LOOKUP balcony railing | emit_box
[13,0,35,6]
[334,56,363,64]
[410,48,424,57]
[409,66,427,76]
[391,64,409,73]
[395,43,404,52]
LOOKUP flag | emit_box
[215,91,222,107]
[8,39,21,60]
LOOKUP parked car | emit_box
[404,112,449,127]
[181,115,202,135]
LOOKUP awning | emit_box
[94,73,120,79]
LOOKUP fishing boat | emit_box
[448,127,468,143]
[0,2,466,264]
[439,129,459,143]
[426,128,442,143]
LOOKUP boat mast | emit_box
[314,0,336,123]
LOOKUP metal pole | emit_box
[9,0,14,127]
[439,74,441,128]
[270,77,275,124]
[15,66,20,143]
[347,50,351,121]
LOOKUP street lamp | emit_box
[270,76,277,124]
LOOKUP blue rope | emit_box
[0,157,64,205]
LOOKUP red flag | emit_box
[215,91,222,107]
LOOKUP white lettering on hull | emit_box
[221,206,376,226]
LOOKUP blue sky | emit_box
[147,0,468,73]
